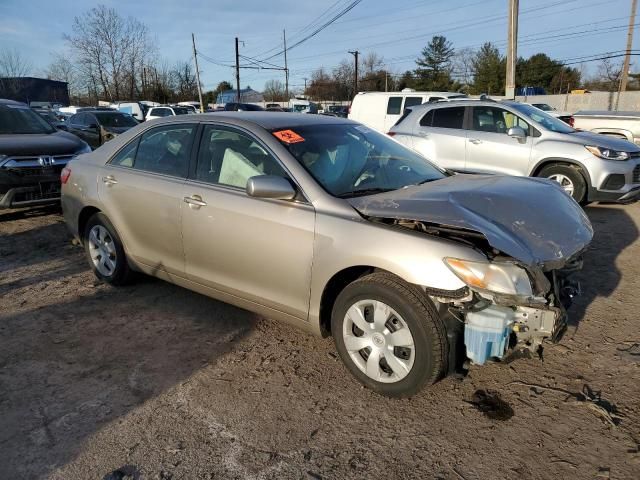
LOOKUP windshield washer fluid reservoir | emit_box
[464,306,515,365]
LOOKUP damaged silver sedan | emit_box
[62,113,593,397]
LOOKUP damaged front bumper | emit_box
[433,256,582,368]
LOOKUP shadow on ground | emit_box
[0,230,257,478]
[567,204,638,331]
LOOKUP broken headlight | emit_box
[444,258,533,296]
[585,145,630,161]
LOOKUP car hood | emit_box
[347,174,594,269]
[571,130,640,151]
[0,130,85,156]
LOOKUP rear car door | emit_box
[411,106,467,171]
[465,106,533,176]
[97,123,197,276]
[67,114,89,144]
[383,96,404,133]
[181,124,315,320]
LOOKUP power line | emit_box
[260,0,364,62]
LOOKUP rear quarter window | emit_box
[420,110,434,127]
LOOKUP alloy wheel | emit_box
[548,173,575,196]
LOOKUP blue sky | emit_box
[0,0,637,93]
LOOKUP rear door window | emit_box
[403,97,422,109]
[432,107,465,129]
[131,124,196,177]
[386,97,403,115]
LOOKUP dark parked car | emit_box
[328,105,349,117]
[223,102,265,111]
[0,99,91,209]
[66,110,138,149]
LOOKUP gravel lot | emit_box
[1,204,639,480]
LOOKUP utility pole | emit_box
[283,29,289,104]
[235,37,241,103]
[303,78,308,93]
[349,50,359,96]
[505,0,519,99]
[617,0,638,109]
[192,33,205,112]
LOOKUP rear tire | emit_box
[538,163,587,204]
[84,212,132,286]
[331,272,447,398]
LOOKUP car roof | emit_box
[0,98,28,106]
[147,112,356,130]
[406,99,504,112]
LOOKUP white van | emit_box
[348,90,468,133]
[111,101,148,122]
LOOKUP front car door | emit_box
[465,106,533,176]
[97,123,197,277]
[181,124,315,320]
[412,105,467,171]
[83,113,101,148]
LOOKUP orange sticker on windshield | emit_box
[273,129,305,143]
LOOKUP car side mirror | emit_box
[246,175,296,201]
[507,126,527,141]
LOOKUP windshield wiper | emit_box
[336,187,394,198]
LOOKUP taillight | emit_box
[61,167,71,184]
[568,116,575,127]
[387,131,396,137]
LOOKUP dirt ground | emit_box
[1,204,639,480]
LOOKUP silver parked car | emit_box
[389,100,640,204]
[61,113,592,397]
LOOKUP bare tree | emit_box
[171,61,198,101]
[0,48,33,77]
[263,79,287,101]
[64,4,155,102]
[46,53,81,100]
[362,52,383,75]
[452,47,476,89]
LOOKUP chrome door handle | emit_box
[469,138,482,145]
[102,175,118,185]
[183,195,207,208]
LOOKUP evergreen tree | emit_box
[414,36,455,91]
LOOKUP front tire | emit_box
[538,163,587,204]
[84,212,132,285]
[331,272,447,398]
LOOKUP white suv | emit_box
[146,106,191,121]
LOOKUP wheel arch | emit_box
[529,157,592,187]
[318,265,379,337]
[77,205,102,244]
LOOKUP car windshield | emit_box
[0,105,56,134]
[95,112,138,127]
[274,124,447,197]
[510,102,575,133]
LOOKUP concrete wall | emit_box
[514,91,640,113]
